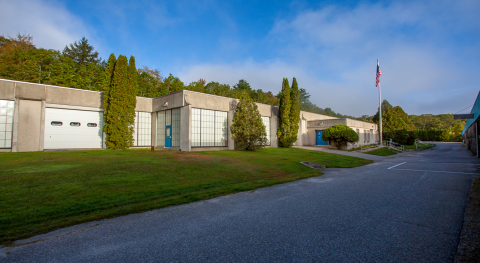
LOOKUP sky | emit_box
[1,0,479,117]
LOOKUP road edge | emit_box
[455,178,480,262]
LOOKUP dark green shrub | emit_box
[230,93,268,151]
[322,124,359,150]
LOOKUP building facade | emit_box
[0,78,378,152]
[462,91,480,157]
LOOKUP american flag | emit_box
[376,63,382,87]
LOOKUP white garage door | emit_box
[44,108,103,149]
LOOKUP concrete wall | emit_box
[0,81,15,100]
[306,118,379,148]
[16,100,43,152]
[135,97,153,112]
[45,85,102,108]
[180,105,191,151]
[152,91,185,112]
[0,78,160,152]
[2,78,374,152]
[183,90,279,150]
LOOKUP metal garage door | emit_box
[44,108,103,149]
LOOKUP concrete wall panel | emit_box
[346,118,377,130]
[301,111,336,121]
[228,111,234,150]
[307,118,347,129]
[17,100,42,152]
[185,91,232,112]
[257,104,272,117]
[15,82,45,101]
[270,116,278,148]
[180,105,191,151]
[135,97,153,112]
[152,91,184,112]
[45,86,102,108]
[0,80,15,100]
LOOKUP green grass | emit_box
[0,148,372,245]
[404,143,434,150]
[364,147,398,156]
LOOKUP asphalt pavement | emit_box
[1,142,479,262]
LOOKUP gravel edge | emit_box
[455,178,480,262]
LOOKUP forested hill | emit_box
[368,100,466,141]
[0,34,362,120]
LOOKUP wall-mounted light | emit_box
[163,102,168,107]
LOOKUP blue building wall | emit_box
[462,91,480,135]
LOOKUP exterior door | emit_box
[316,130,328,145]
[165,126,172,148]
[44,108,103,149]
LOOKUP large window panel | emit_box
[261,116,270,145]
[192,108,228,147]
[0,100,14,148]
[192,108,201,147]
[201,109,215,147]
[132,112,152,146]
[157,111,165,147]
[172,108,180,147]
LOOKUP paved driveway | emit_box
[1,143,478,262]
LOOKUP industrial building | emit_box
[0,78,378,152]
[462,91,480,156]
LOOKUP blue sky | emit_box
[1,0,479,117]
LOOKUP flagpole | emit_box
[377,59,382,145]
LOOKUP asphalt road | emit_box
[2,142,479,262]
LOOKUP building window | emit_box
[51,121,63,126]
[156,108,180,147]
[192,108,228,147]
[0,100,14,148]
[70,122,81,127]
[172,109,180,147]
[87,123,97,127]
[262,116,271,145]
[133,111,152,146]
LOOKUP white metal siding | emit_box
[44,108,103,149]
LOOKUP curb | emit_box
[454,178,480,262]
[404,145,436,152]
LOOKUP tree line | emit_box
[371,100,466,143]
[0,34,355,119]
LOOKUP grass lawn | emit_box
[0,147,372,245]
[364,147,398,156]
[404,143,435,150]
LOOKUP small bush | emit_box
[322,124,359,150]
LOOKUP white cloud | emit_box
[180,0,480,116]
[0,0,90,50]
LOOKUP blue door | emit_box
[165,126,172,148]
[316,130,328,145]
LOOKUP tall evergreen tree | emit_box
[103,54,136,150]
[288,77,300,145]
[102,53,116,145]
[63,37,100,66]
[62,37,104,90]
[277,78,292,147]
[126,56,138,146]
